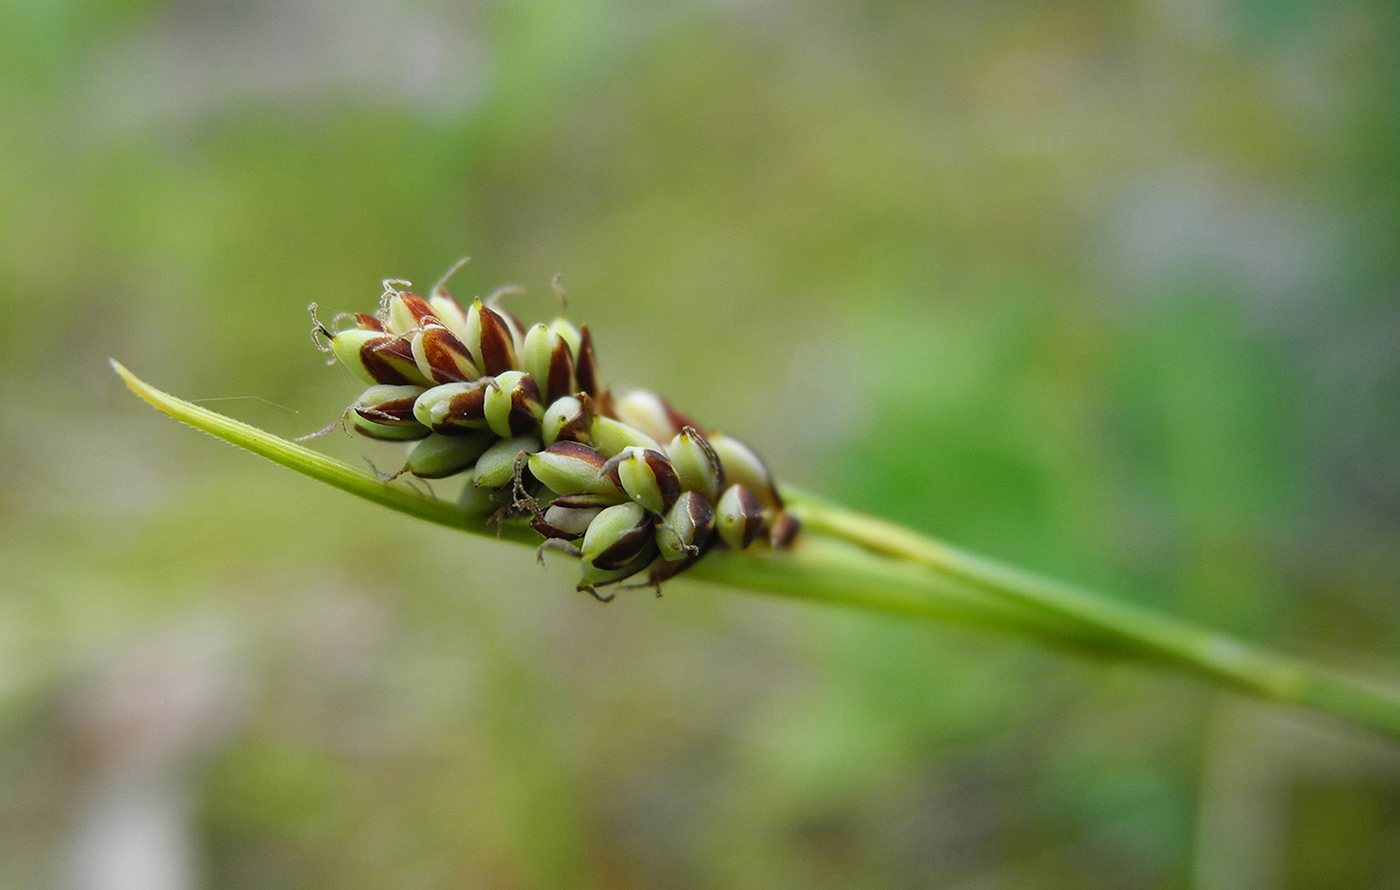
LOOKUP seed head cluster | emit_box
[311,269,798,600]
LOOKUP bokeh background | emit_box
[4,0,1400,887]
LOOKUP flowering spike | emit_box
[313,266,802,595]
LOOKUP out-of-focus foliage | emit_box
[2,0,1399,887]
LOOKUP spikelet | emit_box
[312,264,798,599]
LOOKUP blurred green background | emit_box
[3,0,1400,887]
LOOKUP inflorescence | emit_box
[310,264,799,600]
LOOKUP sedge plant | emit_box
[113,266,1400,742]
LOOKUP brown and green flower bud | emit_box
[464,298,518,376]
[331,329,429,387]
[709,433,781,509]
[352,384,426,427]
[666,427,724,502]
[483,370,544,438]
[527,442,624,498]
[473,433,542,490]
[411,323,480,383]
[541,395,591,446]
[522,323,576,404]
[530,493,614,540]
[405,430,496,479]
[580,502,654,570]
[613,389,695,444]
[716,483,766,550]
[412,380,490,433]
[576,546,657,598]
[605,446,681,514]
[590,416,661,458]
[386,291,438,335]
[656,490,715,562]
[350,413,431,441]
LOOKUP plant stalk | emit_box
[114,361,1400,742]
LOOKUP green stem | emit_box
[786,489,1400,739]
[115,362,1400,741]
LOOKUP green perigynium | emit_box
[310,266,799,599]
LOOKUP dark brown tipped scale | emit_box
[491,302,528,346]
[355,313,386,332]
[545,336,575,404]
[575,324,599,397]
[604,447,682,514]
[579,503,651,568]
[442,380,490,428]
[768,512,800,548]
[476,303,518,376]
[505,373,545,436]
[361,335,429,386]
[530,493,613,541]
[417,324,478,383]
[397,293,439,327]
[717,484,766,550]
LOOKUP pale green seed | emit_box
[527,443,622,497]
[590,416,661,458]
[541,396,586,446]
[666,429,724,502]
[473,433,541,489]
[406,430,495,478]
[580,502,649,565]
[483,370,539,438]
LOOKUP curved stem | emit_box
[115,362,1400,742]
